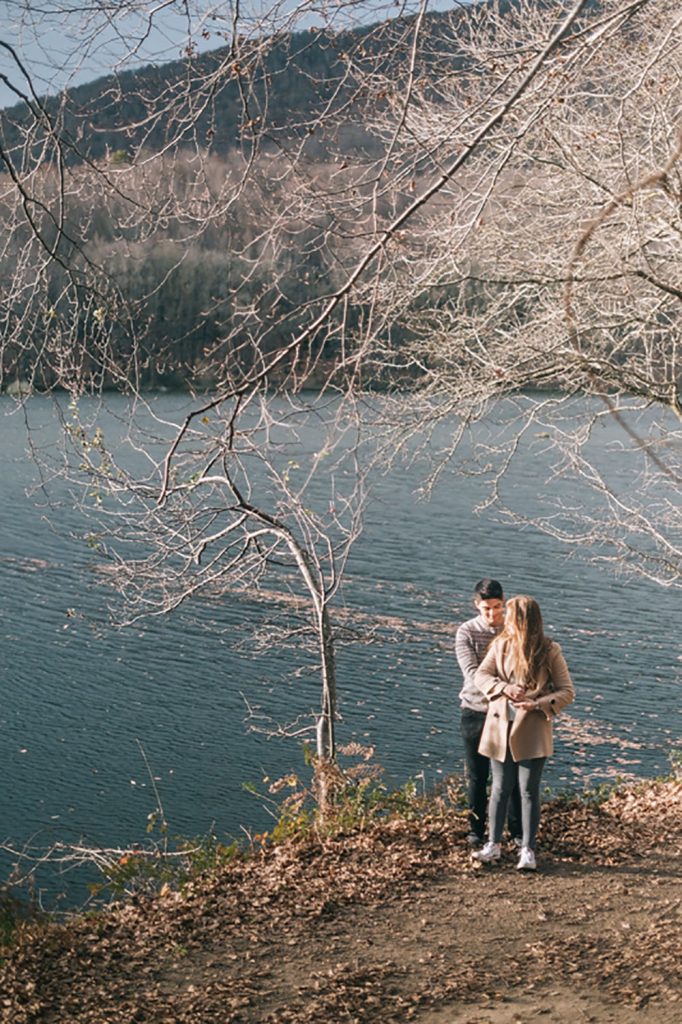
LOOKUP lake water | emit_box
[1,393,680,901]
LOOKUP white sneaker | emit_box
[472,841,501,863]
[517,846,537,871]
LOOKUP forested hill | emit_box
[1,29,342,160]
[5,0,630,395]
[0,9,469,163]
[0,6,483,391]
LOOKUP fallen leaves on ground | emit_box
[1,778,680,1023]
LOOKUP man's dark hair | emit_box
[473,578,504,601]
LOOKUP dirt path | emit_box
[2,780,680,1023]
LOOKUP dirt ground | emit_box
[1,779,680,1023]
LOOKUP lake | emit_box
[1,392,680,901]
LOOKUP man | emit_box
[456,578,521,848]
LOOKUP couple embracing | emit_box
[456,579,575,871]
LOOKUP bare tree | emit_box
[40,385,368,789]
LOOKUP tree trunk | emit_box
[315,603,337,814]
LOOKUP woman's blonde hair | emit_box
[499,595,551,685]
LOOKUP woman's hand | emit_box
[505,684,527,702]
[515,698,539,711]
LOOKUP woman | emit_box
[471,595,575,871]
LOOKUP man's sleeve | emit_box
[474,645,507,700]
[455,623,479,685]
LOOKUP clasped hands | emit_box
[504,683,538,711]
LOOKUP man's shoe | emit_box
[517,846,537,871]
[512,835,523,849]
[472,841,501,863]
[466,833,484,849]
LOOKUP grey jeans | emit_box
[489,745,546,851]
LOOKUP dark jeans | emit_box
[489,746,546,851]
[460,708,522,841]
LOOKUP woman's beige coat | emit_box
[474,639,575,762]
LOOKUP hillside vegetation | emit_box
[0,5,502,389]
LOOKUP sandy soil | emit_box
[1,779,680,1023]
